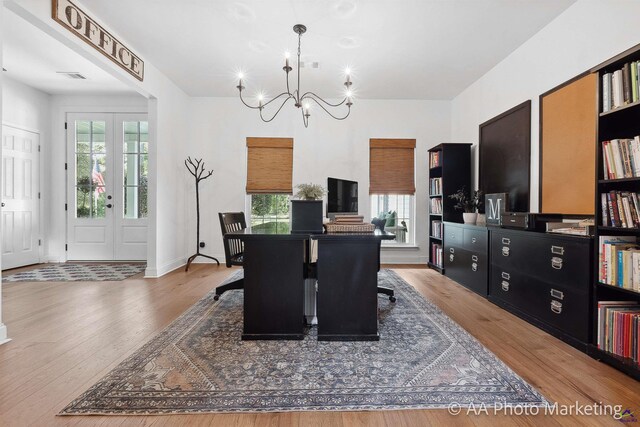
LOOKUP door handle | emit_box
[1,202,4,207]
[106,204,113,208]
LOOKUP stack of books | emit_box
[430,198,443,215]
[602,137,640,179]
[602,61,640,113]
[333,215,365,224]
[429,151,441,168]
[430,178,442,195]
[598,235,640,291]
[600,191,640,228]
[325,215,375,233]
[431,243,443,268]
[596,301,640,364]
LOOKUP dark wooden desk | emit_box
[225,229,394,341]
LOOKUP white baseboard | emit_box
[190,254,225,264]
[145,257,186,278]
[380,255,428,264]
[0,323,10,346]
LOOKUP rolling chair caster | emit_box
[214,295,220,301]
[389,296,396,302]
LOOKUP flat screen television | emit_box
[327,178,358,214]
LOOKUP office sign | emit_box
[52,0,144,81]
[485,193,508,226]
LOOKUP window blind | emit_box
[369,139,416,195]
[246,137,294,194]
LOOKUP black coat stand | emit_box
[185,157,219,271]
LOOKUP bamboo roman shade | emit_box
[369,139,416,195]
[246,137,294,194]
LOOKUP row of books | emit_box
[431,243,443,268]
[429,151,441,168]
[600,191,640,228]
[602,137,640,179]
[431,220,443,239]
[596,301,640,364]
[602,61,640,113]
[430,198,442,215]
[598,235,640,291]
[430,178,442,195]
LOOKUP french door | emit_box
[1,125,40,270]
[66,113,148,261]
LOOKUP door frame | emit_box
[1,122,43,269]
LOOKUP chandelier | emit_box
[236,24,353,128]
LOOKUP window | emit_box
[249,194,290,233]
[371,194,414,245]
[122,120,148,218]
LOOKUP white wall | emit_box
[187,98,452,264]
[452,0,640,212]
[47,94,147,262]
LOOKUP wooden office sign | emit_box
[52,0,144,81]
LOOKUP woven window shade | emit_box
[369,139,416,195]
[246,137,294,194]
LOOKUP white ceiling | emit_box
[79,0,576,99]
[2,10,138,96]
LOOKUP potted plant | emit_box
[291,183,326,233]
[449,187,483,224]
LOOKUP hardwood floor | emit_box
[0,264,638,426]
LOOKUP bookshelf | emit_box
[591,44,640,380]
[427,143,472,273]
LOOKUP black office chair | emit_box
[376,244,396,302]
[215,212,246,301]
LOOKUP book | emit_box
[603,73,612,113]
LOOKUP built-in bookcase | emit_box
[591,44,640,381]
[427,143,471,273]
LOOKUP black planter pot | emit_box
[291,200,324,233]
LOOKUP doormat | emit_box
[2,263,146,282]
[60,269,548,415]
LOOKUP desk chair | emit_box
[215,212,246,301]
[376,244,396,302]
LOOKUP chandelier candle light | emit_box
[236,24,353,128]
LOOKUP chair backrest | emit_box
[218,212,247,267]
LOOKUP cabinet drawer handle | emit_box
[471,255,478,262]
[551,257,563,270]
[551,245,565,255]
[550,288,564,300]
[472,263,478,272]
[501,272,510,280]
[502,246,510,256]
[471,237,477,243]
[501,281,510,291]
[449,254,454,262]
[550,300,562,314]
[502,237,511,245]
[450,248,455,254]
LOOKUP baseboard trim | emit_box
[145,257,186,278]
[380,255,428,264]
[0,323,10,346]
[190,254,225,264]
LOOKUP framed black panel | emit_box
[479,100,531,213]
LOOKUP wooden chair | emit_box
[215,212,246,300]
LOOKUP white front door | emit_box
[66,113,148,261]
[1,125,40,270]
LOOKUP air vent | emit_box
[56,71,87,80]
[299,62,320,69]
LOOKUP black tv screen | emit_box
[327,178,358,214]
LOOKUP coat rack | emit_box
[185,157,219,271]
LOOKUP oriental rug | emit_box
[60,269,547,414]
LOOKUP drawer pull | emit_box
[471,237,477,243]
[551,257,563,270]
[550,288,564,300]
[472,263,478,272]
[501,281,510,291]
[550,300,562,314]
[449,254,454,262]
[471,255,478,262]
[502,246,510,257]
[501,272,510,280]
[502,237,511,245]
[450,248,455,254]
[551,245,565,255]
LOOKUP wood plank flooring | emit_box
[0,264,638,426]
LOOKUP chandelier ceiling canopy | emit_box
[236,24,353,128]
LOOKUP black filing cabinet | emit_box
[443,222,489,296]
[489,228,592,347]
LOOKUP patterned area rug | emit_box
[3,263,146,282]
[60,270,547,415]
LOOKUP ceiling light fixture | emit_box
[236,24,353,128]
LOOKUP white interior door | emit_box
[66,113,148,261]
[66,114,114,260]
[1,125,40,270]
